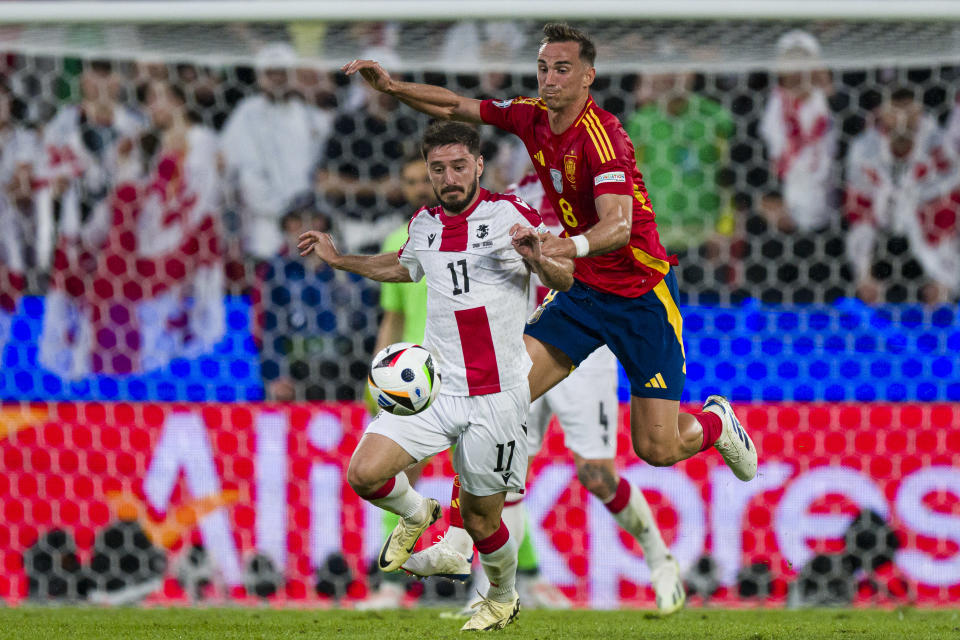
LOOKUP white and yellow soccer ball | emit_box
[367,342,441,416]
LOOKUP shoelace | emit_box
[469,591,497,615]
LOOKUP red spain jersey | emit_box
[480,95,674,298]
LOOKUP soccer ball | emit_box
[367,343,441,416]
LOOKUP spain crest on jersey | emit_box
[564,154,577,187]
[550,168,563,193]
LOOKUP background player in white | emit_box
[404,174,685,615]
[298,121,574,631]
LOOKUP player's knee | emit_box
[632,440,679,468]
[346,457,382,497]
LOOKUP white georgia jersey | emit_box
[507,173,618,374]
[399,187,545,396]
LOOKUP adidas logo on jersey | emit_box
[644,373,667,389]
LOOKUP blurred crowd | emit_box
[0,26,958,400]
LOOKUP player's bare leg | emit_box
[573,453,684,614]
[346,434,441,572]
[458,490,520,631]
[630,396,757,481]
[346,434,418,496]
[358,456,435,610]
[524,334,572,401]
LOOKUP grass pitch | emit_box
[2,606,958,640]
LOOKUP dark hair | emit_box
[420,120,481,159]
[541,23,596,67]
[137,80,187,108]
[890,87,916,103]
[87,59,113,74]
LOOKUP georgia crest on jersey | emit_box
[398,188,546,396]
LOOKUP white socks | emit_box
[612,483,670,568]
[475,521,517,603]
[367,472,426,520]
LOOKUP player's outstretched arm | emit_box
[511,225,574,291]
[298,231,412,283]
[540,193,633,259]
[341,59,482,124]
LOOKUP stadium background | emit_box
[0,0,958,610]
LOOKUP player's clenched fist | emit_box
[509,224,542,261]
[341,59,394,93]
[297,230,341,266]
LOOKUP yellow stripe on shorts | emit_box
[652,277,686,373]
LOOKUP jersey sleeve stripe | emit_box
[507,196,543,228]
[583,119,611,163]
[631,246,671,275]
[586,111,617,161]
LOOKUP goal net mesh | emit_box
[0,14,957,608]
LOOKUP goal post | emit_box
[0,1,959,70]
[4,0,960,22]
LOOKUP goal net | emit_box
[0,2,958,608]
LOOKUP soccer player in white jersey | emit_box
[404,175,685,615]
[298,121,574,631]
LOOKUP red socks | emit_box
[450,474,464,528]
[694,410,723,452]
[363,475,396,500]
[604,477,631,514]
[475,520,510,554]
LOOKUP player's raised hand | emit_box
[510,224,542,261]
[341,59,394,93]
[539,231,577,259]
[297,230,341,267]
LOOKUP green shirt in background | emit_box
[625,94,735,252]
[380,225,428,344]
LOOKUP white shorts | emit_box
[527,345,619,460]
[366,384,531,497]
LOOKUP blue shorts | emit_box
[525,270,686,400]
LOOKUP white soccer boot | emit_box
[460,592,521,631]
[704,395,757,481]
[378,498,442,573]
[650,555,685,616]
[402,533,473,581]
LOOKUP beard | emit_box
[435,176,478,214]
